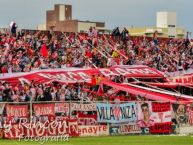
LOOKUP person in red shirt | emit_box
[91,75,97,91]
[1,65,8,74]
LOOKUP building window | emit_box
[168,25,175,28]
[169,35,175,38]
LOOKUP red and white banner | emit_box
[78,125,109,136]
[169,74,193,84]
[6,105,28,118]
[4,122,108,138]
[68,119,79,136]
[106,65,163,78]
[71,103,96,111]
[168,68,193,84]
[55,103,69,114]
[150,122,172,133]
[151,102,171,123]
[187,106,193,126]
[33,104,55,116]
[150,102,172,133]
[137,102,171,129]
[119,123,141,134]
[77,112,98,125]
[102,81,190,102]
[0,65,164,85]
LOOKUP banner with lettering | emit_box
[68,119,79,136]
[77,112,98,125]
[109,123,141,135]
[71,103,96,111]
[55,103,69,115]
[137,102,172,133]
[0,65,163,86]
[150,102,172,133]
[33,104,55,116]
[150,122,171,133]
[78,125,109,136]
[151,102,171,123]
[119,123,141,134]
[96,103,137,123]
[6,105,28,118]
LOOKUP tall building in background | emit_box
[156,12,176,28]
[37,4,106,33]
[128,11,186,38]
[156,12,177,38]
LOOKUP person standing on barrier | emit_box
[10,21,17,37]
[121,27,129,46]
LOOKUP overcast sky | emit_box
[0,0,192,34]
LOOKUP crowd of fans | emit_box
[0,26,193,102]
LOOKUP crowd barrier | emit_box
[0,101,193,139]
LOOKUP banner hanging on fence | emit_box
[171,104,193,134]
[137,102,172,133]
[33,104,55,116]
[151,102,171,123]
[71,103,96,111]
[55,103,69,115]
[150,122,172,133]
[96,103,137,123]
[187,106,193,126]
[119,123,141,134]
[78,125,109,136]
[6,105,28,118]
[109,123,141,135]
[172,104,188,126]
[77,112,98,125]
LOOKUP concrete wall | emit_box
[78,21,96,32]
[37,24,46,30]
[56,20,78,32]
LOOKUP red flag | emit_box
[78,34,85,43]
[97,84,104,96]
[40,44,48,58]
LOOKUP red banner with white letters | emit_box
[33,104,55,116]
[150,102,172,134]
[6,105,28,118]
[0,65,163,86]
